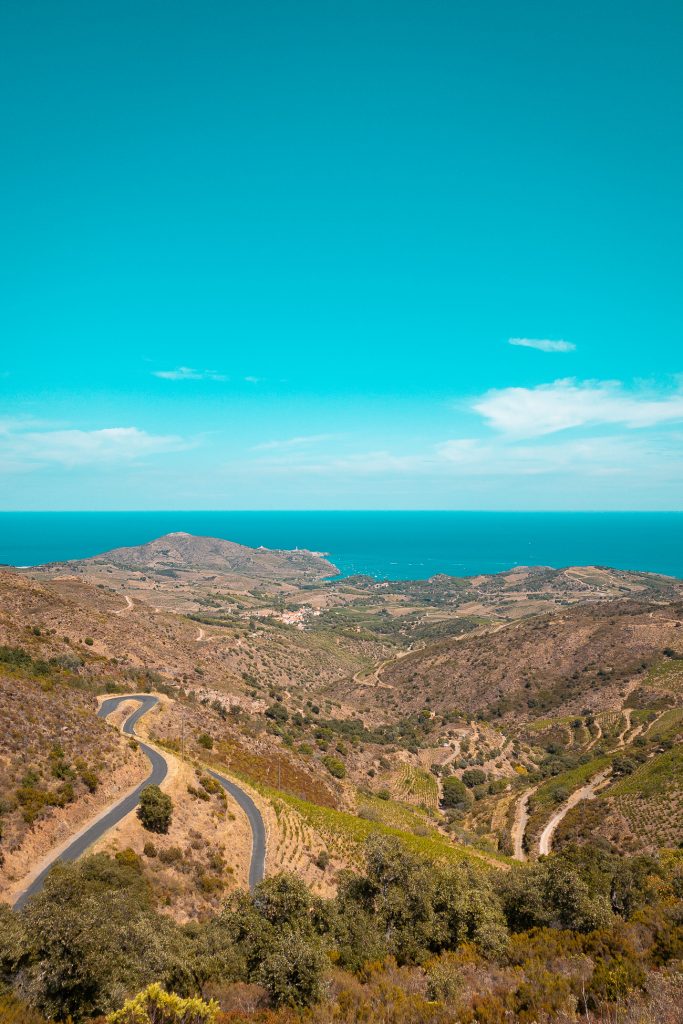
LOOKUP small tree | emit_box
[137,785,173,834]
[106,983,218,1023]
[442,775,471,809]
[462,768,487,789]
[256,933,326,1007]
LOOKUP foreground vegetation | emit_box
[1,836,682,1023]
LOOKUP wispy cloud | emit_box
[509,338,575,353]
[252,434,339,451]
[436,435,664,476]
[0,426,191,467]
[244,376,261,384]
[153,366,227,381]
[473,379,683,438]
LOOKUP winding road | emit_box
[13,695,265,909]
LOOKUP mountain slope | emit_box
[50,532,337,582]
[378,599,683,720]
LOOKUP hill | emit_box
[376,598,683,720]
[59,532,337,582]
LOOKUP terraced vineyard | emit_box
[607,745,683,849]
[357,791,435,832]
[394,764,440,809]
[281,792,509,870]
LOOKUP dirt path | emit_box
[196,627,206,641]
[585,720,602,751]
[616,708,633,747]
[538,770,611,856]
[511,787,536,861]
[114,594,134,615]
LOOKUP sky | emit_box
[1,0,682,510]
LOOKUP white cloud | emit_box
[2,426,191,467]
[244,376,261,384]
[252,434,338,451]
[509,338,575,353]
[473,379,683,438]
[153,366,227,381]
[436,435,660,476]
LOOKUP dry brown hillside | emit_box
[56,531,336,581]
[378,599,683,720]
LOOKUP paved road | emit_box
[13,694,166,909]
[207,768,266,889]
[13,694,266,908]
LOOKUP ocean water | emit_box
[0,511,681,580]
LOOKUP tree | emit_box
[138,785,173,834]
[106,983,218,1024]
[13,856,193,1021]
[461,768,487,788]
[442,775,471,809]
[256,933,326,1007]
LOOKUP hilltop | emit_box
[31,531,337,583]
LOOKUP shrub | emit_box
[322,756,346,779]
[315,849,330,871]
[79,767,100,793]
[84,638,94,646]
[106,983,219,1023]
[265,703,289,724]
[137,785,173,834]
[197,733,213,750]
[115,848,142,872]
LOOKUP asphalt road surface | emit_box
[13,694,266,908]
[207,768,266,889]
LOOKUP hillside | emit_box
[47,532,338,582]
[2,535,683,1024]
[377,598,683,720]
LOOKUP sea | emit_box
[0,511,681,580]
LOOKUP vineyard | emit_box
[607,746,683,849]
[393,765,440,810]
[525,754,613,844]
[280,792,507,870]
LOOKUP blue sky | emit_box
[1,0,682,509]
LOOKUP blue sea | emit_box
[0,512,681,580]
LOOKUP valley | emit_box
[1,533,682,1022]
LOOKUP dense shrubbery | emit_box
[1,840,682,1023]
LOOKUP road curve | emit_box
[13,695,166,910]
[13,694,266,908]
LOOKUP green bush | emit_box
[322,755,346,779]
[137,785,173,834]
[462,768,487,788]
